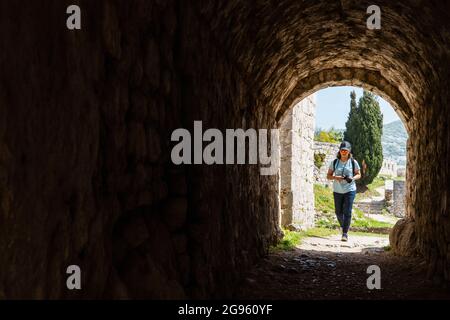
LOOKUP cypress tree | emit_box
[344,91,357,143]
[344,90,383,186]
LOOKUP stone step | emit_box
[355,203,385,208]
[354,201,386,214]
[356,209,382,211]
[355,201,385,206]
[356,208,384,212]
[355,206,385,210]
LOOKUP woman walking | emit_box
[327,141,361,241]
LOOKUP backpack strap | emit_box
[334,158,357,176]
[351,158,356,176]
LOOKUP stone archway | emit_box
[277,75,411,236]
[200,0,449,282]
[277,68,412,127]
[1,0,450,298]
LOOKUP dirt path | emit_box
[357,186,386,203]
[366,213,399,224]
[355,184,400,225]
[235,234,450,300]
[299,233,389,253]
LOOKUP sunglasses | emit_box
[340,149,349,152]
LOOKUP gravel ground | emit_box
[235,234,450,300]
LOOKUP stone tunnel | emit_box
[0,0,449,299]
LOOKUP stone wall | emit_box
[0,0,281,299]
[385,180,394,209]
[397,166,406,177]
[392,181,406,218]
[380,159,398,177]
[280,95,316,229]
[313,142,340,187]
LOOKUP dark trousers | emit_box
[333,191,356,234]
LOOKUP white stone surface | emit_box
[380,159,398,177]
[313,142,340,187]
[280,94,316,229]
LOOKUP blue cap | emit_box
[339,141,352,151]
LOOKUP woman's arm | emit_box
[352,169,361,180]
[327,169,334,180]
[327,168,344,181]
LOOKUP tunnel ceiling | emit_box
[195,0,450,124]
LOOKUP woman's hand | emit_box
[334,176,345,182]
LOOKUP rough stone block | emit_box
[122,215,150,248]
[144,37,160,89]
[163,198,188,231]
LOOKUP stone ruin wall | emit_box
[313,142,340,187]
[392,180,406,217]
[280,95,316,230]
[380,159,398,177]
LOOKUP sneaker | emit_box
[341,234,348,242]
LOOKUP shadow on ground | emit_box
[235,246,450,300]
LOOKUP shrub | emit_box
[314,153,326,169]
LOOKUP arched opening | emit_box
[277,71,412,224]
[278,84,408,247]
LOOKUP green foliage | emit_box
[314,184,342,229]
[314,184,335,214]
[270,229,304,251]
[314,153,326,169]
[350,231,389,238]
[352,208,393,229]
[329,127,344,142]
[371,175,387,188]
[271,225,390,252]
[270,228,339,252]
[304,227,339,238]
[354,175,385,201]
[314,127,344,143]
[344,90,383,186]
[314,183,394,231]
[315,130,335,143]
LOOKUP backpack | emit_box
[333,158,356,177]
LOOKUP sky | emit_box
[314,86,400,131]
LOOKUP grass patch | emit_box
[314,182,395,232]
[349,231,389,238]
[270,228,339,252]
[304,227,339,238]
[314,184,341,229]
[379,174,405,182]
[355,176,386,201]
[270,229,304,251]
[352,208,394,229]
[271,227,389,252]
[307,228,388,238]
[314,184,335,214]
